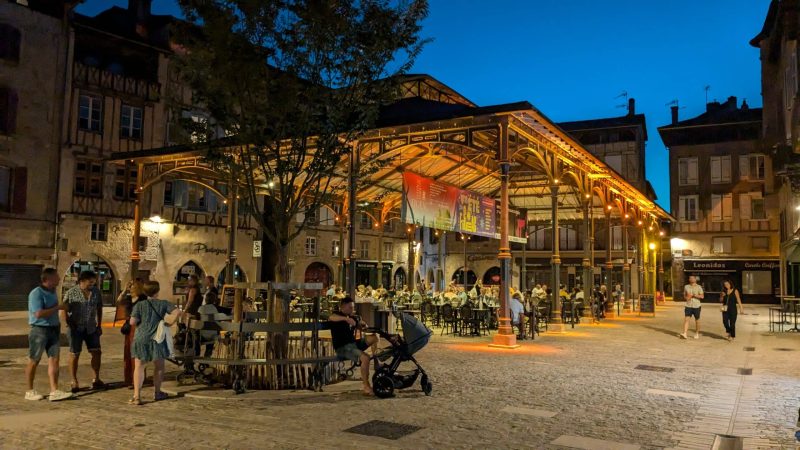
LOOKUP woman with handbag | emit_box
[116,279,145,387]
[128,280,181,405]
[720,279,744,341]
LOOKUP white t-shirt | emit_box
[684,284,704,309]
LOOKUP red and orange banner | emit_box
[402,172,496,237]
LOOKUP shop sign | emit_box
[683,259,779,272]
[253,241,262,258]
[192,243,227,255]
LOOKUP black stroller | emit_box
[367,311,433,398]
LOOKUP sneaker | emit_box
[679,333,687,339]
[25,390,44,401]
[694,333,700,339]
[49,390,73,402]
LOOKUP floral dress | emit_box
[131,298,175,363]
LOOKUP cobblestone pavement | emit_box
[0,303,798,449]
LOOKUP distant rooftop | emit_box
[658,96,761,147]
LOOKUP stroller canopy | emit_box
[396,311,432,355]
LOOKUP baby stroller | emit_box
[170,304,221,386]
[367,311,433,399]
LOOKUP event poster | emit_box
[402,172,496,237]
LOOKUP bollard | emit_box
[710,434,743,450]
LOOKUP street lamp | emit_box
[648,242,657,295]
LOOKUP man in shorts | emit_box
[61,271,105,392]
[329,296,379,395]
[25,268,72,401]
[680,275,704,339]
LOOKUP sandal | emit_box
[91,379,106,390]
[154,391,168,401]
[70,383,80,394]
[128,397,141,406]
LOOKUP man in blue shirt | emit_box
[26,268,72,401]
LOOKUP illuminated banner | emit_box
[402,172,496,237]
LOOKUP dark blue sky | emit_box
[77,0,770,211]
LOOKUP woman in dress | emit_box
[116,279,145,387]
[128,280,181,405]
[720,279,744,341]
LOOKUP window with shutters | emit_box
[0,165,10,212]
[678,157,698,186]
[113,163,138,201]
[710,156,731,184]
[90,223,107,241]
[0,24,21,63]
[305,237,317,256]
[120,104,143,139]
[751,236,770,251]
[711,237,732,254]
[383,242,393,261]
[383,220,394,232]
[306,208,318,225]
[331,239,340,257]
[678,195,698,222]
[739,192,766,220]
[78,94,102,132]
[360,240,370,258]
[74,160,103,198]
[711,193,733,222]
[0,87,18,135]
[739,154,766,181]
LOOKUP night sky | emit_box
[76,0,771,212]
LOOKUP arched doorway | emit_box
[393,267,406,289]
[483,266,501,285]
[174,260,204,296]
[452,268,477,289]
[63,257,116,306]
[304,262,333,290]
[217,264,246,287]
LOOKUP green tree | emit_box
[173,0,428,283]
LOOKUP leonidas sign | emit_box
[402,172,496,238]
[683,259,780,272]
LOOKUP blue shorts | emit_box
[29,326,61,361]
[68,328,101,354]
[684,307,701,320]
[335,338,369,362]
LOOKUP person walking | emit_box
[25,268,73,401]
[129,280,181,405]
[680,275,704,339]
[116,279,145,387]
[720,279,744,341]
[61,270,105,392]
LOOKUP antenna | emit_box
[665,99,686,109]
[615,90,628,109]
[704,85,711,104]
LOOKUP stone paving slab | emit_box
[0,304,797,449]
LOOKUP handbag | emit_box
[721,303,728,312]
[120,321,131,335]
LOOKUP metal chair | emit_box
[440,304,458,335]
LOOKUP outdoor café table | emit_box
[782,297,800,332]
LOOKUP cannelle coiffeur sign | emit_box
[402,172,496,237]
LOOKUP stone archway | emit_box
[304,262,333,290]
[62,256,117,306]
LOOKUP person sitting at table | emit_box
[531,284,544,306]
[509,292,527,338]
[572,287,585,318]
[328,296,379,396]
[457,287,469,306]
[326,284,336,297]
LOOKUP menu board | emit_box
[638,294,655,316]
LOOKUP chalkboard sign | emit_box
[221,285,236,308]
[638,294,655,316]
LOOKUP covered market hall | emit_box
[111,74,671,348]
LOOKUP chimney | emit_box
[628,98,636,116]
[741,99,749,110]
[128,0,152,37]
[671,106,679,125]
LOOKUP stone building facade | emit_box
[659,97,780,303]
[0,1,70,310]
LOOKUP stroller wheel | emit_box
[421,375,433,396]
[176,373,191,386]
[372,372,395,399]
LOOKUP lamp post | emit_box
[658,230,665,299]
[649,242,656,295]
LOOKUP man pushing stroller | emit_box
[328,296,379,396]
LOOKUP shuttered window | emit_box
[678,195,698,222]
[678,157,698,186]
[0,87,18,134]
[739,192,766,220]
[711,193,733,222]
[710,156,731,184]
